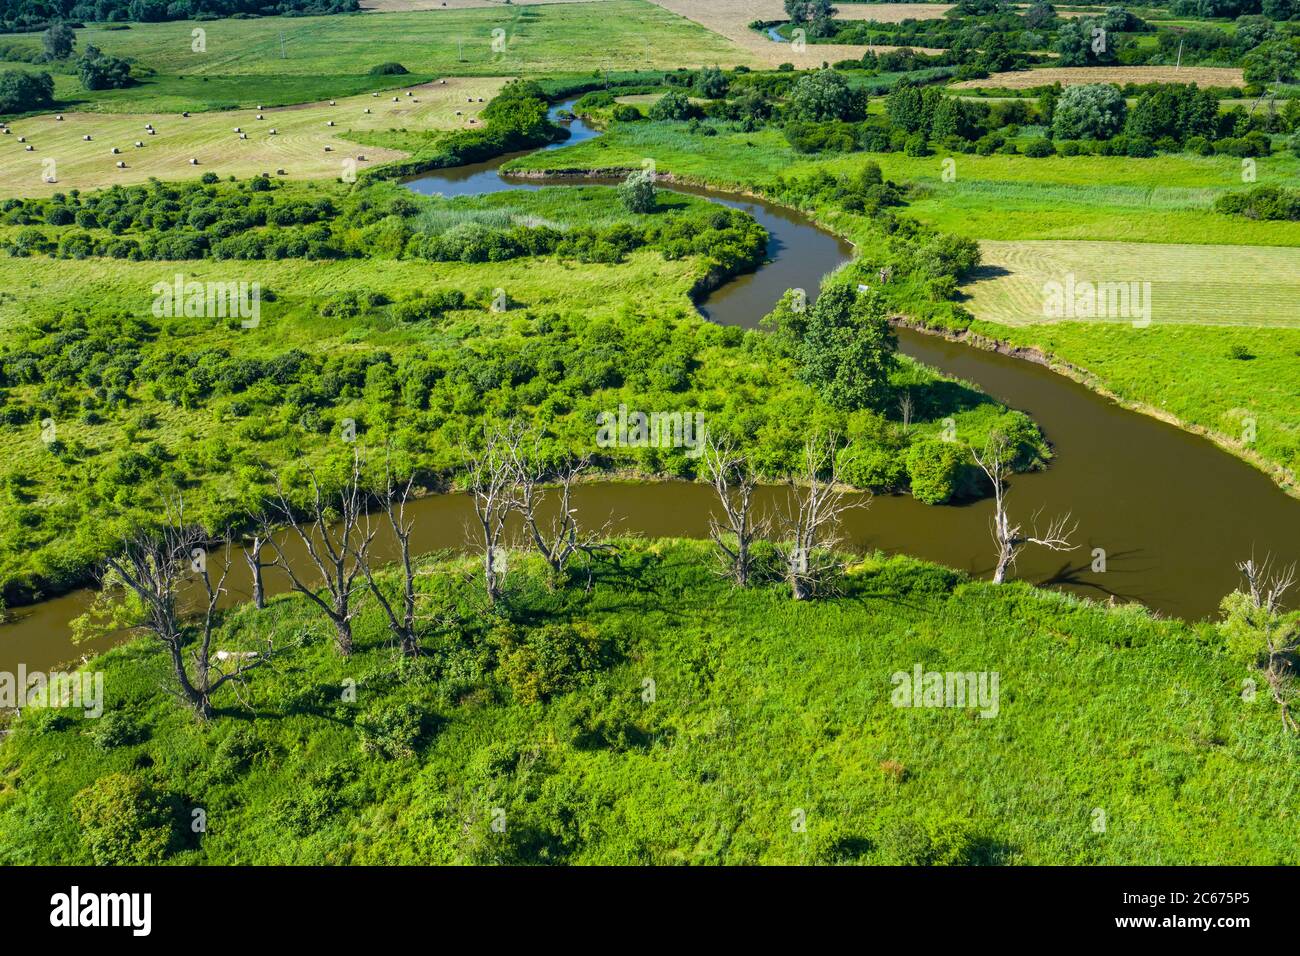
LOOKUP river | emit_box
[2,100,1297,674]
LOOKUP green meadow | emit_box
[0,3,744,113]
[0,540,1294,865]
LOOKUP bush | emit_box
[357,701,425,759]
[71,772,174,865]
[369,62,409,75]
[648,89,696,121]
[837,442,906,491]
[1126,135,1156,158]
[906,439,966,505]
[89,711,144,750]
[618,167,657,214]
[611,103,641,122]
[1023,137,1055,158]
[494,621,609,704]
[0,69,54,113]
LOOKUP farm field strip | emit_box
[0,78,504,197]
[964,239,1300,328]
[952,66,1246,89]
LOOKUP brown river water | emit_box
[2,102,1297,674]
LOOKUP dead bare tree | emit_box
[104,501,266,720]
[264,449,373,656]
[500,428,611,584]
[703,434,767,587]
[780,433,865,600]
[972,433,1075,585]
[897,390,914,434]
[243,533,273,610]
[1236,557,1298,733]
[464,424,517,604]
[356,462,420,657]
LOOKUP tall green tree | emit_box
[797,284,897,411]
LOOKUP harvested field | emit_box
[643,0,943,67]
[952,65,1246,89]
[0,77,504,198]
[964,239,1300,328]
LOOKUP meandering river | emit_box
[2,101,1297,675]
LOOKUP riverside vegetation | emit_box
[0,1,1297,867]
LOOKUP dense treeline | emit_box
[0,176,766,276]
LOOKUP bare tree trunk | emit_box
[780,432,865,601]
[264,449,373,656]
[464,424,518,604]
[244,534,271,610]
[704,435,766,587]
[501,426,610,584]
[1236,557,1298,733]
[104,500,265,721]
[356,462,420,657]
[972,434,1075,585]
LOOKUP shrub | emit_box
[836,442,906,491]
[1051,83,1126,140]
[357,701,425,758]
[611,103,641,122]
[369,62,409,75]
[89,711,144,750]
[648,89,696,121]
[618,167,657,214]
[1023,137,1055,158]
[71,772,174,865]
[494,621,609,704]
[906,439,966,505]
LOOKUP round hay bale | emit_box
[116,161,126,168]
[190,157,198,164]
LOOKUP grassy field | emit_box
[964,240,1300,329]
[0,2,743,113]
[0,539,1294,865]
[0,78,504,198]
[975,321,1300,482]
[951,66,1247,89]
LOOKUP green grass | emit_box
[967,319,1300,487]
[0,539,1293,864]
[0,3,744,113]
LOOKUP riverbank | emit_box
[2,538,1294,865]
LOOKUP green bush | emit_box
[369,62,409,76]
[1023,137,1055,158]
[89,711,144,751]
[494,621,609,704]
[357,701,426,759]
[71,772,174,865]
[836,442,906,492]
[905,439,966,505]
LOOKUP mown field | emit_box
[964,240,1300,328]
[0,540,1294,865]
[951,66,1247,90]
[0,78,504,198]
[0,2,743,113]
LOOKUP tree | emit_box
[971,433,1075,584]
[704,435,767,587]
[797,284,897,411]
[501,430,610,585]
[785,0,838,37]
[0,70,54,114]
[1054,18,1116,67]
[263,451,372,656]
[1221,557,1298,733]
[356,461,421,657]
[648,89,696,121]
[1051,83,1126,140]
[788,69,865,123]
[1243,40,1298,86]
[243,533,273,610]
[692,66,729,99]
[1022,1,1057,30]
[99,500,266,720]
[780,433,863,600]
[42,23,76,60]
[464,424,517,604]
[77,45,133,91]
[618,167,657,214]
